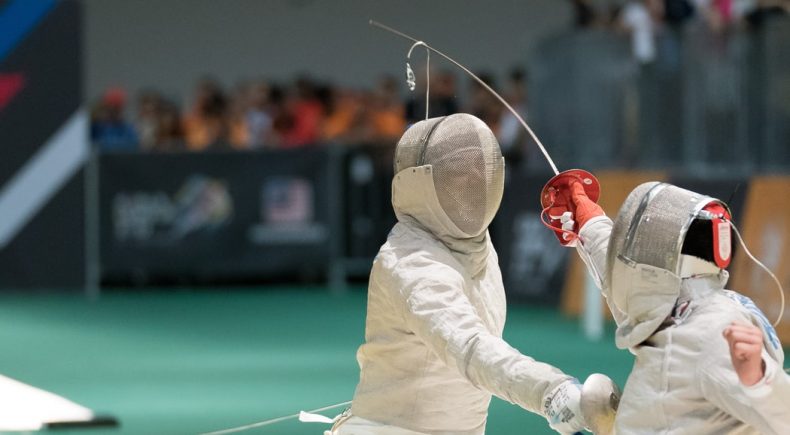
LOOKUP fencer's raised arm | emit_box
[575,217,612,291]
[540,176,613,296]
[577,218,631,329]
[566,180,609,287]
[565,181,628,326]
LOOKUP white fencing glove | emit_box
[580,374,620,435]
[542,379,585,434]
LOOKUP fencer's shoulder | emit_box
[376,223,461,277]
[684,293,752,352]
[718,290,783,355]
[707,290,769,323]
[691,292,752,327]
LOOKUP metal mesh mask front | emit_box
[607,182,719,280]
[394,113,504,236]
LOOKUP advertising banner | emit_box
[99,150,332,284]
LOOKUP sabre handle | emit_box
[540,192,579,247]
[540,169,602,247]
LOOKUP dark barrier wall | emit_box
[96,147,576,302]
[97,148,768,308]
[338,146,396,275]
[493,171,570,305]
[99,150,334,284]
[0,1,84,289]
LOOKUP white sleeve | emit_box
[390,262,573,415]
[698,338,790,434]
[575,216,612,289]
[575,216,627,326]
[738,355,790,433]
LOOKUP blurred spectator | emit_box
[366,75,407,144]
[135,90,161,151]
[281,76,324,148]
[132,90,186,152]
[320,87,365,143]
[690,0,786,31]
[245,80,274,149]
[619,0,665,64]
[664,0,697,26]
[659,0,694,71]
[268,85,292,148]
[228,81,251,149]
[571,0,598,28]
[496,68,529,167]
[432,70,460,119]
[151,100,185,152]
[91,87,137,151]
[464,72,502,132]
[605,2,626,27]
[405,69,459,123]
[182,78,230,151]
[698,0,736,31]
[744,0,790,27]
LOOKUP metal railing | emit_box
[527,19,790,174]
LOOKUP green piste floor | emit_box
[0,288,635,435]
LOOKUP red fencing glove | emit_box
[569,180,605,230]
[547,186,575,222]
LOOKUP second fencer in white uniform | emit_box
[559,179,790,434]
[334,114,607,435]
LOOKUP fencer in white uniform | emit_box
[334,114,591,435]
[561,180,790,434]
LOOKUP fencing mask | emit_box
[392,113,505,240]
[606,182,731,348]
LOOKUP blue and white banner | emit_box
[0,0,84,289]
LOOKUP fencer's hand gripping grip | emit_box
[580,374,621,435]
[540,169,601,247]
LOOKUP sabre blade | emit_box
[369,19,560,175]
[201,400,352,435]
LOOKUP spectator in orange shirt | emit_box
[227,81,251,149]
[367,75,406,144]
[320,87,363,143]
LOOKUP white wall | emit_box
[83,0,571,103]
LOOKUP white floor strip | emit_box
[0,374,94,431]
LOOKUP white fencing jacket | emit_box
[578,216,790,435]
[346,167,572,434]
